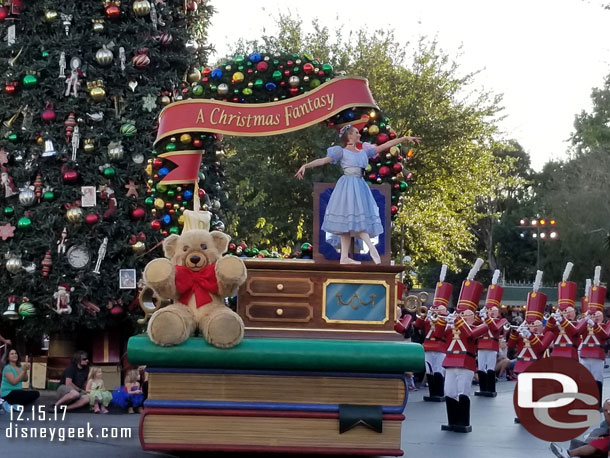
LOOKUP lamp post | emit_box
[518,218,558,271]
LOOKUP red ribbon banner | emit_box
[154,77,378,145]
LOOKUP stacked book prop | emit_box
[128,335,423,456]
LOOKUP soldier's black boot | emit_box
[453,394,472,433]
[441,396,459,431]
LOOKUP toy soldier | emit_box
[475,269,508,397]
[413,264,451,402]
[435,258,489,433]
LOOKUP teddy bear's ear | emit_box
[163,234,181,259]
[210,231,230,254]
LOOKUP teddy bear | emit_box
[143,229,247,349]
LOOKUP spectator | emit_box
[550,399,610,457]
[495,337,516,381]
[85,366,111,414]
[1,348,38,411]
[112,369,145,413]
[51,350,90,412]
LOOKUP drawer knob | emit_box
[276,308,284,316]
[276,283,284,291]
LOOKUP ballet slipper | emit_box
[340,257,361,265]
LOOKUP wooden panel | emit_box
[246,276,313,297]
[246,302,313,322]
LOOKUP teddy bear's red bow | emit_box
[174,264,219,307]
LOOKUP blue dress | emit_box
[321,143,383,237]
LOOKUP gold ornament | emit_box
[91,19,104,33]
[187,67,201,84]
[44,10,58,22]
[66,207,84,223]
[179,134,192,144]
[159,95,171,106]
[87,80,106,101]
[132,0,151,16]
[178,215,184,225]
[145,164,152,176]
[396,172,404,182]
[390,146,400,156]
[131,241,146,254]
[154,198,165,210]
[84,138,95,152]
[368,125,379,135]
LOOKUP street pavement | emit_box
[0,375,605,458]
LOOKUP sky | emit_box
[205,0,610,171]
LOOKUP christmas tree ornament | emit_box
[42,138,56,157]
[65,205,83,223]
[91,18,104,32]
[92,237,109,274]
[87,80,106,101]
[4,81,18,94]
[67,245,90,269]
[5,254,22,273]
[0,6,9,22]
[159,94,171,105]
[187,66,201,83]
[19,187,36,206]
[83,138,95,152]
[22,72,38,88]
[99,185,117,219]
[0,223,16,240]
[64,57,82,97]
[71,125,80,160]
[41,102,56,122]
[107,141,124,160]
[85,213,100,225]
[142,94,157,112]
[132,48,150,68]
[34,172,43,202]
[130,206,146,220]
[104,1,121,20]
[58,51,66,78]
[179,133,192,144]
[3,206,14,216]
[186,1,198,12]
[128,80,138,92]
[42,188,55,201]
[100,164,116,177]
[120,122,137,137]
[124,179,138,197]
[95,45,114,66]
[132,152,144,164]
[153,31,172,47]
[288,75,300,87]
[132,0,151,17]
[57,227,68,255]
[3,296,19,320]
[60,13,72,35]
[185,39,198,53]
[119,46,126,73]
[1,166,18,197]
[64,112,76,142]
[41,250,53,278]
[81,301,100,315]
[217,83,229,95]
[17,216,31,230]
[53,284,74,314]
[19,299,36,317]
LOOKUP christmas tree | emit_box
[0,0,215,340]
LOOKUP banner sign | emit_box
[155,77,378,145]
[158,150,203,184]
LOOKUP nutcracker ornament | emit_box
[64,57,83,97]
[545,262,582,359]
[474,269,508,397]
[1,165,18,197]
[53,283,74,314]
[436,258,489,433]
[413,264,451,402]
[578,266,609,407]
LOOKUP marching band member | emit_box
[475,269,508,397]
[507,271,555,375]
[579,267,609,407]
[545,262,584,359]
[413,265,451,402]
[435,258,489,433]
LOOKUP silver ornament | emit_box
[185,40,199,53]
[288,76,300,87]
[6,257,22,274]
[95,45,114,66]
[107,141,124,160]
[19,188,36,206]
[217,83,229,95]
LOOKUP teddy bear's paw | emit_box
[148,305,194,346]
[216,256,246,282]
[204,309,244,349]
[144,258,174,283]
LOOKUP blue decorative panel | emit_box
[323,281,388,324]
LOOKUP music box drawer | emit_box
[246,277,313,298]
[246,302,313,323]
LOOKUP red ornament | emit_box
[186,1,198,11]
[34,172,43,202]
[368,173,377,181]
[161,230,169,237]
[193,138,203,148]
[376,133,389,144]
[105,4,121,19]
[62,170,79,184]
[202,67,212,77]
[41,102,56,123]
[392,163,403,174]
[110,304,124,315]
[5,81,17,94]
[228,242,236,252]
[85,213,100,225]
[198,189,206,198]
[378,166,391,177]
[289,88,300,96]
[64,112,76,143]
[132,48,151,68]
[394,184,400,190]
[283,70,290,76]
[256,61,268,73]
[0,6,8,22]
[164,202,172,210]
[151,220,161,231]
[391,205,399,216]
[41,250,53,278]
[152,158,163,169]
[389,131,397,139]
[303,63,314,74]
[154,32,173,47]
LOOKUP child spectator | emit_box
[86,366,111,414]
[112,369,144,414]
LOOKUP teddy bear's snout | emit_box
[190,255,201,264]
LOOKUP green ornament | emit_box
[251,248,259,256]
[303,53,314,61]
[103,167,116,178]
[301,242,312,251]
[145,197,154,206]
[167,190,175,198]
[156,184,168,193]
[234,55,245,64]
[246,61,253,67]
[120,123,137,137]
[42,51,49,58]
[272,60,279,66]
[322,64,333,74]
[399,181,408,191]
[253,79,263,89]
[17,217,32,230]
[151,149,158,156]
[242,88,253,96]
[272,70,282,81]
[233,89,240,94]
[379,122,386,129]
[292,66,299,73]
[237,65,244,71]
[42,191,55,201]
[210,85,217,92]
[391,194,398,202]
[3,206,14,216]
[192,85,204,96]
[165,142,177,152]
[22,74,38,88]
[310,79,321,88]
[169,226,180,235]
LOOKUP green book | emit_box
[128,335,424,373]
